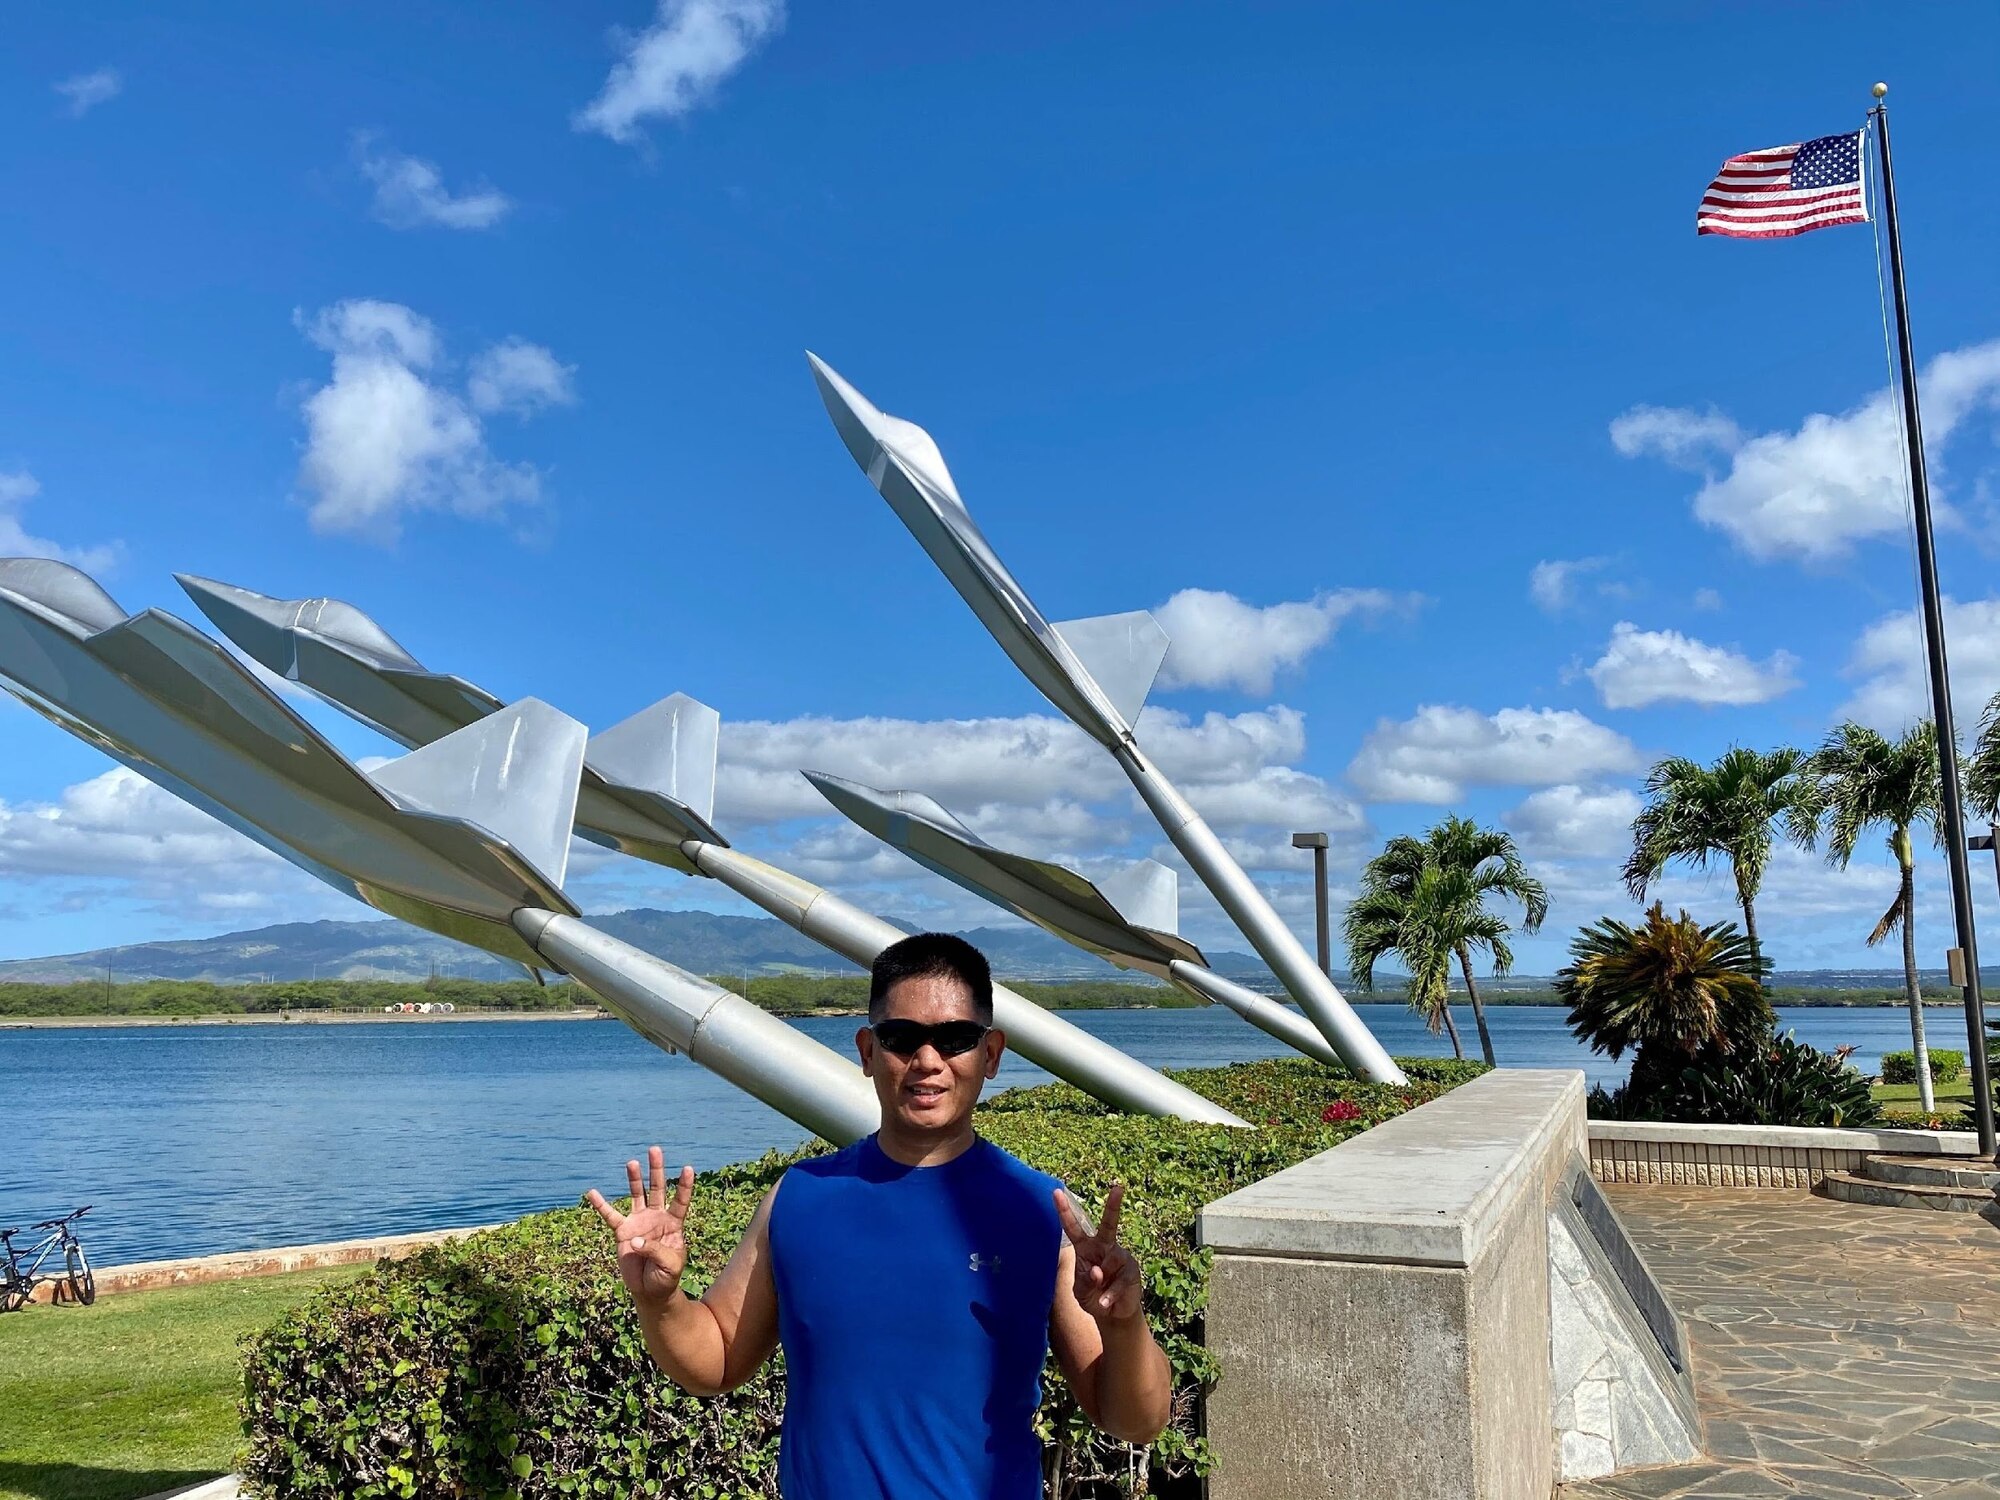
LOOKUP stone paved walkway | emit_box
[1560,1184,2000,1499]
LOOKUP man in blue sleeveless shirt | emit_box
[586,932,1172,1498]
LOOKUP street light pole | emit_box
[1292,832,1331,978]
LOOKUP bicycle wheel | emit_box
[0,1275,24,1313]
[65,1242,95,1306]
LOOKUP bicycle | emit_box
[0,1206,95,1310]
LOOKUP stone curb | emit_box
[28,1223,498,1303]
[1588,1120,1983,1154]
[136,1477,240,1500]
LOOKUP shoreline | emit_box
[0,1000,1936,1032]
[0,1008,616,1030]
[0,1003,1187,1029]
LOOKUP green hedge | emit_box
[1879,1048,1964,1085]
[240,1056,1486,1500]
[1877,1106,1965,1131]
[1588,1030,1879,1129]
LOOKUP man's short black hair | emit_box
[869,932,994,1024]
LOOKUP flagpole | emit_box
[1869,82,1997,1158]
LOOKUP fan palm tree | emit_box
[1350,817,1548,1065]
[1811,720,1943,1110]
[1623,746,1819,977]
[1343,864,1468,1057]
[1558,903,1770,1066]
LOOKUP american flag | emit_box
[1697,131,1868,239]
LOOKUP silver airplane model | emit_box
[179,575,1245,1128]
[805,773,1344,1068]
[807,355,1405,1085]
[0,559,878,1145]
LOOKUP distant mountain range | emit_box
[0,909,1276,985]
[0,909,1953,992]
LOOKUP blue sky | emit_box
[5,1,2000,976]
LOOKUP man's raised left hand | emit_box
[1055,1183,1143,1325]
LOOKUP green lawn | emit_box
[0,1266,365,1500]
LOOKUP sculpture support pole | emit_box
[1114,744,1407,1085]
[513,908,881,1146]
[1166,961,1344,1069]
[688,842,1248,1127]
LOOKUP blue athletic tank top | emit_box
[767,1133,1064,1500]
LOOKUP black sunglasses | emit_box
[868,1019,991,1058]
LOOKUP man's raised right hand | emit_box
[587,1145,694,1309]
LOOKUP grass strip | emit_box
[0,1265,366,1500]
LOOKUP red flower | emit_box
[1321,1100,1363,1124]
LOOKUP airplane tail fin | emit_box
[369,698,588,887]
[586,692,720,827]
[1049,610,1169,729]
[1096,860,1180,936]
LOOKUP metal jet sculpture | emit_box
[179,576,1244,1128]
[807,356,1406,1085]
[806,773,1344,1068]
[0,559,879,1145]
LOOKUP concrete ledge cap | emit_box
[1198,1070,1585,1268]
[1589,1121,1983,1156]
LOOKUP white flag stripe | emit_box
[1696,130,1868,240]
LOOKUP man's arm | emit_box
[1047,1186,1172,1445]
[586,1148,782,1398]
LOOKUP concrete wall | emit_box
[1588,1121,1982,1190]
[1199,1070,1586,1500]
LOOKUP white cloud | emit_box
[1611,341,2000,563]
[1505,784,1642,860]
[54,68,122,117]
[295,300,571,543]
[1585,621,1799,710]
[685,701,1375,950]
[1609,406,1742,465]
[575,0,785,144]
[0,767,360,926]
[1529,557,1606,613]
[1151,586,1409,695]
[467,339,577,415]
[0,471,122,574]
[1347,705,1641,803]
[1692,587,1724,612]
[1841,595,2000,731]
[0,768,264,879]
[355,137,511,230]
[717,703,1358,837]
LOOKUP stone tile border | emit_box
[28,1223,497,1303]
[137,1478,240,1500]
[1588,1121,1983,1190]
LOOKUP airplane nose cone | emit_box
[175,574,299,677]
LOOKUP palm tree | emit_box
[1811,721,1943,1111]
[1623,746,1819,977]
[1558,903,1771,1069]
[1350,817,1548,1065]
[1344,864,1468,1057]
[1965,690,2000,820]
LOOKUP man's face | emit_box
[856,973,1005,1136]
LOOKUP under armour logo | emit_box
[969,1253,1003,1273]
